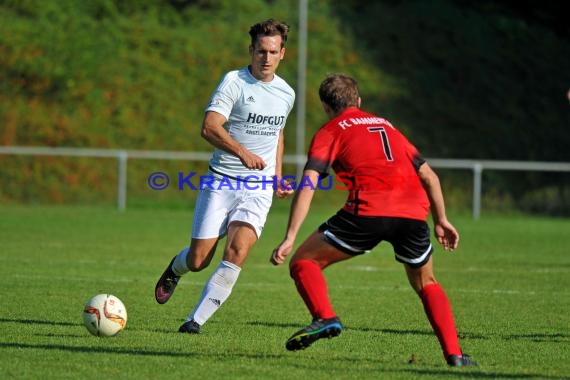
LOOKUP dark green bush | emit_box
[1,0,568,214]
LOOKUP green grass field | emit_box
[1,204,569,379]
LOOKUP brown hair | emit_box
[249,19,289,48]
[319,74,360,113]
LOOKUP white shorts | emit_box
[191,177,274,239]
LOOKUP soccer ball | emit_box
[82,294,127,337]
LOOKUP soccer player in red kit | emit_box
[270,73,476,367]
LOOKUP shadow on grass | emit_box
[2,339,567,379]
[4,317,565,345]
[0,342,283,360]
[246,320,305,329]
[0,317,80,327]
[2,342,565,380]
[4,343,566,380]
[34,333,86,338]
[0,317,193,335]
[505,333,570,343]
[247,321,488,340]
[3,317,568,378]
[247,321,568,345]
[247,320,437,335]
[396,368,569,379]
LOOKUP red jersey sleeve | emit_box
[402,135,426,172]
[304,128,338,177]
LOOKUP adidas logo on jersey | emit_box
[247,96,255,103]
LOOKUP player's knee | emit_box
[226,240,250,256]
[224,244,250,264]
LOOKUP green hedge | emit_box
[1,0,568,214]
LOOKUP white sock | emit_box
[172,247,190,276]
[186,260,241,325]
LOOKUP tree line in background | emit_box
[1,0,568,214]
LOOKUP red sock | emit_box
[290,259,336,319]
[420,283,462,357]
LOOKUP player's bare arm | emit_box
[274,129,294,199]
[201,111,266,170]
[271,169,319,265]
[418,162,459,251]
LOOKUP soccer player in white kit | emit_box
[155,19,295,334]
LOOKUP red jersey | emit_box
[306,107,430,220]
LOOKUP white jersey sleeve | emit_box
[205,67,295,179]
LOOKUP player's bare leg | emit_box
[185,238,220,271]
[222,221,258,267]
[405,257,476,366]
[180,222,258,333]
[290,231,352,269]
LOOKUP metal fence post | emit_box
[117,151,128,211]
[473,163,483,220]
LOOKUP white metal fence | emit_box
[2,146,570,219]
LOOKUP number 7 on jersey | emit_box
[368,127,394,161]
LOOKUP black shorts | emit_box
[318,210,433,268]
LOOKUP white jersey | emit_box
[205,66,295,179]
